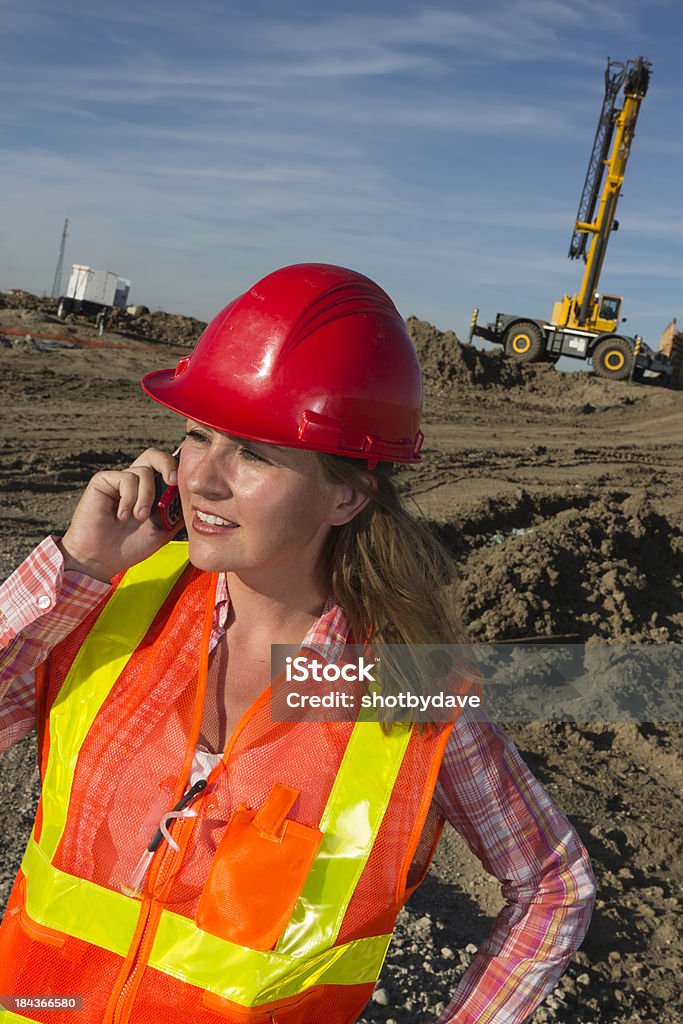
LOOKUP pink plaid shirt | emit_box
[0,537,595,1024]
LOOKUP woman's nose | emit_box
[183,450,233,499]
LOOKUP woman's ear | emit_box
[327,473,378,526]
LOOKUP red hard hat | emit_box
[142,263,423,463]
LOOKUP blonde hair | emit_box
[318,455,470,727]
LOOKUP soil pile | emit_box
[458,492,682,644]
[0,290,59,313]
[407,315,528,392]
[0,290,206,349]
[1,300,681,1024]
[407,315,666,414]
[109,306,207,347]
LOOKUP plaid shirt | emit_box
[0,537,595,1024]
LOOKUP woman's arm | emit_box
[0,446,183,754]
[0,536,111,751]
[432,713,596,1024]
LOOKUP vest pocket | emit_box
[196,783,322,951]
[202,987,315,1021]
[19,907,67,949]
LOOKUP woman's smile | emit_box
[192,507,239,530]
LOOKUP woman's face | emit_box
[177,420,360,579]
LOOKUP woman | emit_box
[0,264,595,1024]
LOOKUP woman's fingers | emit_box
[130,447,180,486]
[121,466,157,522]
[115,470,143,521]
[117,449,180,521]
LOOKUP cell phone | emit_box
[151,472,185,531]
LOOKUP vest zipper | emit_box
[109,784,208,1024]
[110,896,156,1024]
[108,685,273,1022]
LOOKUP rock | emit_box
[372,988,389,1006]
[414,914,432,936]
[560,977,578,997]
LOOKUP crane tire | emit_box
[592,337,634,381]
[504,321,544,362]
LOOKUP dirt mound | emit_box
[0,290,207,349]
[454,491,682,643]
[407,316,661,415]
[109,306,207,347]
[0,290,58,313]
[406,316,528,392]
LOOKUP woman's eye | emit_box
[182,431,269,463]
[240,446,269,464]
[184,429,210,444]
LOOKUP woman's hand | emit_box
[58,448,181,582]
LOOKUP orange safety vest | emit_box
[0,544,454,1024]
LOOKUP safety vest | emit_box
[0,543,454,1024]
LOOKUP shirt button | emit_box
[36,595,52,610]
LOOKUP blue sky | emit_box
[1,0,681,347]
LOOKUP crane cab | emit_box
[552,292,622,333]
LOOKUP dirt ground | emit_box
[0,296,681,1024]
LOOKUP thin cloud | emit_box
[0,0,678,345]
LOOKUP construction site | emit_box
[1,34,682,1024]
[1,288,681,1024]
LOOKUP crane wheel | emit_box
[592,337,634,381]
[504,321,543,362]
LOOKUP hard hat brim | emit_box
[142,369,422,463]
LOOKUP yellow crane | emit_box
[470,57,672,383]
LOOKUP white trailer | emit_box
[58,265,131,329]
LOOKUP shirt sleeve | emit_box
[0,536,111,752]
[431,713,596,1024]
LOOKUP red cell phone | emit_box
[152,473,184,531]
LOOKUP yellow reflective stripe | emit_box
[149,908,391,1003]
[21,837,139,956]
[277,719,413,956]
[19,837,390,1006]
[39,543,190,861]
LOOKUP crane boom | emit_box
[576,57,650,323]
[553,56,650,331]
[568,60,629,261]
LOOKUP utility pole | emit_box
[51,218,69,298]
